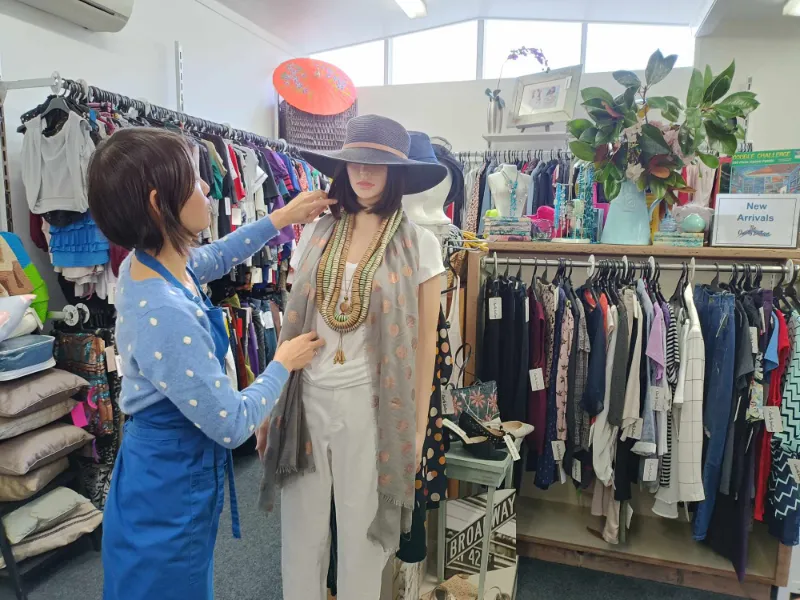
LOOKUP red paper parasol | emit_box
[273,58,357,116]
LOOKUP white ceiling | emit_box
[217,0,713,54]
[697,0,791,36]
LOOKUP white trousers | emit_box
[281,381,389,600]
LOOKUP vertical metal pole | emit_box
[384,38,392,86]
[476,19,485,81]
[0,56,12,232]
[174,41,185,112]
[580,22,589,73]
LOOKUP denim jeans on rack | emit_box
[692,285,736,540]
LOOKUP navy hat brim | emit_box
[300,147,448,195]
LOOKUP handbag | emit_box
[445,379,499,423]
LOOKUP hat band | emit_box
[342,142,408,159]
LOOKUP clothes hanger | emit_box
[709,262,722,292]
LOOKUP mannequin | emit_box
[403,169,453,226]
[488,164,532,218]
[260,115,447,600]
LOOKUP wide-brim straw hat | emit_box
[300,115,448,195]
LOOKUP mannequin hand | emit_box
[415,431,425,469]
[256,418,270,460]
[271,191,335,229]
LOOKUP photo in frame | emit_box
[508,64,583,130]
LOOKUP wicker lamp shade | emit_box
[279,100,359,151]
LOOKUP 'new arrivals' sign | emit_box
[712,194,800,248]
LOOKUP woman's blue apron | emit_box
[102,252,240,600]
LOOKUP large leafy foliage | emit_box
[568,50,759,202]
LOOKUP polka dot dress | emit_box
[414,307,453,508]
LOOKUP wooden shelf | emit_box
[516,497,782,599]
[487,241,800,261]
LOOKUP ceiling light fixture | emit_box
[394,0,427,19]
[785,0,800,16]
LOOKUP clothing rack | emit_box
[481,254,800,278]
[455,148,572,164]
[0,71,299,231]
[455,247,798,598]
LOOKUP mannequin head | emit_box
[403,169,452,225]
[329,163,406,218]
[347,163,388,204]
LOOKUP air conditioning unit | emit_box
[16,0,133,32]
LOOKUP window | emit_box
[311,40,385,87]
[585,24,695,73]
[483,20,582,80]
[391,21,478,85]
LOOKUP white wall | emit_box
[0,0,294,307]
[695,19,800,152]
[357,68,694,151]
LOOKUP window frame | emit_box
[307,18,697,87]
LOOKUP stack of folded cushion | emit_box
[0,366,99,569]
[0,486,102,569]
[0,369,91,501]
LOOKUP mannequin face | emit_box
[347,163,388,208]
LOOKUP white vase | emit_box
[487,99,503,134]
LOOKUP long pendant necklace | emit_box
[502,168,520,214]
[316,209,403,364]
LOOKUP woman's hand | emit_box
[274,331,325,372]
[270,191,335,229]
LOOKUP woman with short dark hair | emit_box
[89,127,333,600]
[257,115,447,598]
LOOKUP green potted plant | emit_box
[567,50,759,245]
[486,46,549,134]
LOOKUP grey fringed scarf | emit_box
[259,212,420,551]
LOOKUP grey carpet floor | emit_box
[0,454,737,600]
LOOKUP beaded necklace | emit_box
[316,209,403,364]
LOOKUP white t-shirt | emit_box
[290,219,444,389]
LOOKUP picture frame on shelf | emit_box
[508,64,583,130]
[711,193,800,248]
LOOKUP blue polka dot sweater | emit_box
[114,217,289,449]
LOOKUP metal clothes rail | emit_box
[481,254,799,279]
[455,148,573,165]
[0,71,298,231]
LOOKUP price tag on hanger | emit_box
[442,388,455,415]
[651,386,668,412]
[551,440,566,462]
[488,297,503,321]
[107,282,116,305]
[525,297,530,323]
[231,207,243,227]
[251,268,263,285]
[504,435,521,461]
[529,368,545,392]
[105,346,117,373]
[643,458,659,482]
[115,355,123,375]
[788,459,800,484]
[749,327,759,355]
[571,459,582,483]
[628,418,644,440]
[224,197,232,216]
[765,406,784,433]
[262,311,275,329]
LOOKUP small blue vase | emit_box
[601,180,660,245]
